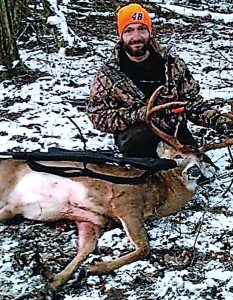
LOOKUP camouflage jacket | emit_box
[87,39,219,134]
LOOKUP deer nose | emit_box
[186,164,202,179]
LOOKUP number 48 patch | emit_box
[132,12,144,21]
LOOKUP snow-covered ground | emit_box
[0,0,232,299]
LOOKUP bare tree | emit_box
[0,0,26,80]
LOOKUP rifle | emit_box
[0,147,177,184]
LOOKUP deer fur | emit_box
[0,142,208,289]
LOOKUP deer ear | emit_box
[156,141,165,157]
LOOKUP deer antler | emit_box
[199,137,233,152]
[146,87,233,153]
[146,86,195,153]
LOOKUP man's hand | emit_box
[216,113,233,135]
[137,105,147,121]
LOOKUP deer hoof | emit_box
[50,273,66,290]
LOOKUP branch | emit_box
[190,210,208,266]
[215,48,233,64]
[67,116,87,151]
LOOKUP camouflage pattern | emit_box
[87,38,220,134]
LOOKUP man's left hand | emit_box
[216,113,233,135]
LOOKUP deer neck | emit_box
[155,167,196,217]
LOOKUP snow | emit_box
[159,4,233,23]
[0,0,233,299]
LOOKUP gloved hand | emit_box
[137,105,147,121]
[215,113,233,135]
[137,105,160,127]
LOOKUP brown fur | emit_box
[0,146,202,289]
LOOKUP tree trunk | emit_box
[0,0,25,80]
[11,0,29,36]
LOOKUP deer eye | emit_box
[175,154,183,159]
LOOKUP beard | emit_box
[123,39,150,57]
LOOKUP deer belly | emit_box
[8,172,88,221]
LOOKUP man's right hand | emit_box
[215,113,233,135]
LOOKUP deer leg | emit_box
[88,212,150,275]
[0,205,17,220]
[51,221,101,289]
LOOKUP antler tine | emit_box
[147,85,164,112]
[199,137,233,153]
[146,86,194,153]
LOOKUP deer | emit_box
[0,86,232,290]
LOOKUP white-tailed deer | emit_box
[0,86,232,289]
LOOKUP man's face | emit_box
[121,24,150,57]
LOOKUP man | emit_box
[87,3,233,157]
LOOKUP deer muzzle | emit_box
[186,164,202,179]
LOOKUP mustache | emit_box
[129,38,146,45]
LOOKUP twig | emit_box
[227,146,233,162]
[222,146,233,196]
[67,116,87,151]
[190,210,207,266]
[222,180,233,197]
[67,116,88,169]
[215,48,233,64]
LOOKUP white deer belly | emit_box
[8,172,88,220]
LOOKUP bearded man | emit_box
[87,3,233,157]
